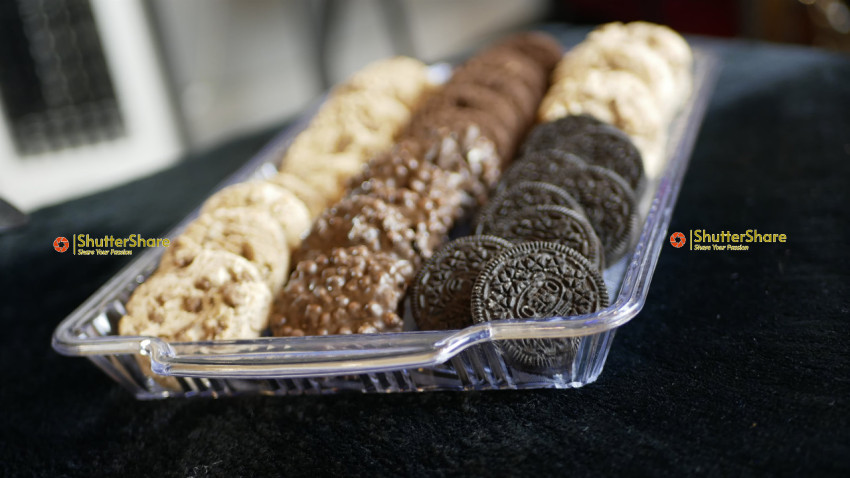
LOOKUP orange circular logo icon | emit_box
[670,232,686,248]
[54,236,69,253]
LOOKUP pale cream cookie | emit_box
[540,69,665,149]
[333,56,432,108]
[267,172,327,218]
[588,21,693,107]
[160,208,289,293]
[552,40,679,120]
[311,90,411,142]
[201,180,311,249]
[280,151,367,206]
[119,249,271,341]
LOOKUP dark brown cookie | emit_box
[296,195,418,265]
[474,181,585,229]
[520,114,607,155]
[450,69,539,125]
[470,241,609,370]
[438,83,523,140]
[270,246,414,336]
[476,205,603,270]
[349,143,465,224]
[407,102,512,159]
[411,235,513,331]
[557,165,638,264]
[351,181,451,259]
[418,123,503,208]
[547,128,645,192]
[498,150,587,192]
[522,118,645,191]
[494,31,564,72]
[459,49,548,98]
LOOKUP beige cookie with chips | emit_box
[333,56,432,108]
[281,151,367,206]
[201,180,311,249]
[267,172,327,218]
[119,249,271,341]
[284,122,393,160]
[160,208,289,293]
[312,90,411,143]
[540,69,665,149]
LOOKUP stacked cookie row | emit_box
[539,21,693,176]
[411,22,694,339]
[118,57,432,342]
[275,57,434,212]
[269,33,563,337]
[410,115,633,332]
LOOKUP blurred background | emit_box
[1,0,848,212]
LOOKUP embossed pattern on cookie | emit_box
[471,242,609,370]
[476,205,603,270]
[411,235,513,331]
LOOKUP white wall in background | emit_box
[151,0,547,150]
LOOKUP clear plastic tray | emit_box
[52,50,719,399]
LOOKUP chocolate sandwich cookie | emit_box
[498,150,587,192]
[494,31,564,72]
[411,235,513,331]
[475,181,585,229]
[549,127,645,192]
[520,114,606,154]
[296,195,418,265]
[476,205,603,270]
[557,165,638,264]
[271,246,414,336]
[471,241,609,370]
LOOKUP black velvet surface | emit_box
[1,31,849,477]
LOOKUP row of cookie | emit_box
[275,57,434,213]
[269,32,564,337]
[404,32,563,208]
[118,57,433,342]
[410,115,636,332]
[539,21,693,176]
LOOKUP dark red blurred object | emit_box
[553,0,740,37]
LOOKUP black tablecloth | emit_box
[1,29,848,477]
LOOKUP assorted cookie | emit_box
[120,24,695,373]
[119,56,432,343]
[270,32,560,338]
[541,21,693,176]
